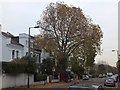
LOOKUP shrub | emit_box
[34,73,47,82]
[2,62,25,74]
[2,56,37,74]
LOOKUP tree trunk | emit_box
[58,56,68,82]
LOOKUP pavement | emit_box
[26,79,80,88]
[2,82,71,90]
[2,79,79,90]
[27,82,67,88]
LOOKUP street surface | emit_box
[51,78,105,88]
[2,78,118,90]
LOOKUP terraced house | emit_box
[0,24,49,63]
[0,24,51,89]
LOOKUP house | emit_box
[0,24,51,89]
[0,24,49,64]
[1,32,24,61]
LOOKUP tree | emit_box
[35,2,103,74]
[98,64,106,74]
[20,56,37,74]
[71,57,84,76]
[41,58,54,75]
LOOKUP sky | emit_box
[0,0,119,67]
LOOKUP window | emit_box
[16,51,19,58]
[26,52,28,56]
[30,52,34,57]
[12,50,15,59]
[39,54,41,63]
[26,40,28,46]
[30,42,33,48]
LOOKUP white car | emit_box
[104,77,115,87]
[111,75,118,82]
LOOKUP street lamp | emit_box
[28,26,40,56]
[112,49,120,90]
[28,26,39,88]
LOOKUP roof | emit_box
[11,37,24,47]
[2,32,24,47]
[2,32,14,37]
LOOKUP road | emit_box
[51,78,105,88]
[51,78,118,90]
[3,78,117,90]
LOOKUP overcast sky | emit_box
[0,0,119,67]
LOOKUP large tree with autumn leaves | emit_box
[35,2,103,73]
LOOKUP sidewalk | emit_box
[2,82,67,90]
[26,79,80,88]
[2,79,80,90]
[28,82,66,88]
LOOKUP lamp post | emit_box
[112,50,120,90]
[28,26,39,88]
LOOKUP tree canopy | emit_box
[35,2,103,72]
[41,58,54,75]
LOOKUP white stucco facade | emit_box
[0,25,49,62]
[19,33,29,56]
[1,33,24,61]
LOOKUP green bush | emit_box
[2,62,25,74]
[20,56,37,74]
[34,73,47,82]
[2,56,37,74]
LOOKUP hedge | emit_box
[2,62,25,74]
[2,56,37,74]
[34,73,47,82]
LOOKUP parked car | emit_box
[107,73,113,77]
[66,84,104,90]
[104,77,115,87]
[111,74,118,82]
[82,75,89,80]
